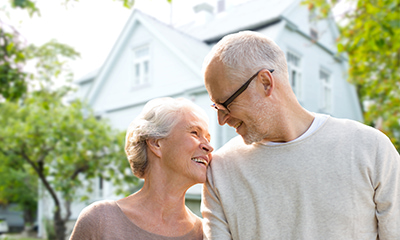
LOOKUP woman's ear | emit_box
[259,70,274,97]
[146,138,162,158]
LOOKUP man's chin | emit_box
[241,135,256,145]
[240,131,264,145]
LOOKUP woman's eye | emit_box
[191,131,198,136]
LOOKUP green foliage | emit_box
[0,156,38,224]
[25,40,80,86]
[0,22,29,101]
[9,0,39,16]
[0,0,161,238]
[0,81,137,239]
[0,90,138,203]
[304,0,400,151]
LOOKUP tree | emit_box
[0,1,175,238]
[304,0,400,151]
[0,2,140,238]
[0,90,137,240]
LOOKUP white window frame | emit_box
[319,69,332,113]
[97,176,103,198]
[132,45,150,87]
[287,51,303,101]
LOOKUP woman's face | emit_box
[158,109,213,185]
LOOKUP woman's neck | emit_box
[116,169,198,236]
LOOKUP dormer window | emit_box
[133,46,150,86]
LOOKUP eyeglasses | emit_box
[211,68,274,112]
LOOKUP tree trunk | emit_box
[54,208,66,240]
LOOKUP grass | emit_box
[0,235,41,240]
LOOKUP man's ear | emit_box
[259,70,274,97]
[146,138,162,158]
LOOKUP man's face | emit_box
[204,59,274,144]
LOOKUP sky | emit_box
[3,0,345,81]
[3,0,249,81]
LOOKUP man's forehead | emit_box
[204,59,233,103]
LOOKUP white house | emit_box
[38,0,363,237]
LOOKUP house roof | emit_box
[137,11,211,72]
[74,68,99,84]
[178,0,296,42]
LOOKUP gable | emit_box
[85,10,211,114]
[90,21,207,113]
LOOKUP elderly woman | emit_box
[70,97,213,239]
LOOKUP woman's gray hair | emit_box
[125,97,208,178]
[203,31,288,83]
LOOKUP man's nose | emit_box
[217,109,229,126]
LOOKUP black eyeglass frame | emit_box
[212,68,274,112]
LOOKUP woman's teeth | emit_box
[191,158,207,166]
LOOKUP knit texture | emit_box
[70,200,203,240]
[202,116,400,240]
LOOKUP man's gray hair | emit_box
[203,31,288,82]
[125,97,208,178]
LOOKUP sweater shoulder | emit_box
[79,200,117,218]
[214,136,251,157]
[70,200,117,239]
[326,117,390,143]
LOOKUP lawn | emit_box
[0,235,40,240]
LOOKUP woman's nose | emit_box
[201,142,214,153]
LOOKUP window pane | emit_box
[135,63,140,84]
[287,52,299,66]
[144,61,149,74]
[320,70,331,111]
[292,70,296,88]
[135,63,140,76]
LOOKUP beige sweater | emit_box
[202,116,400,239]
[69,200,203,240]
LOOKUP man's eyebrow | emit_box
[209,97,220,104]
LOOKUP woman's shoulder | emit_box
[79,200,118,218]
[74,200,120,230]
[69,200,119,239]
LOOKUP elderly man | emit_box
[201,31,400,239]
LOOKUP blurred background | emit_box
[0,0,398,239]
